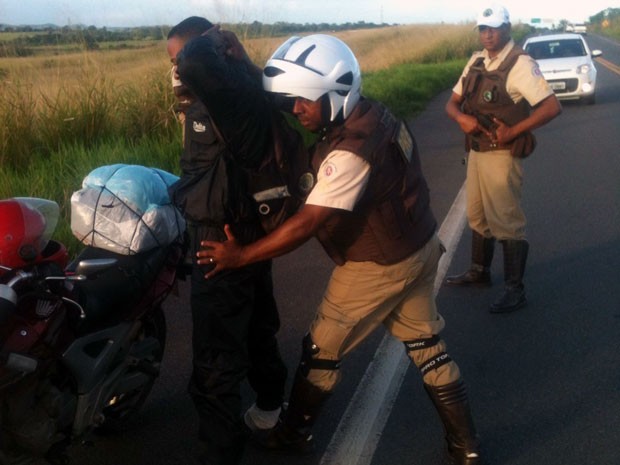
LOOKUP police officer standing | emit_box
[445,4,562,313]
[199,34,482,465]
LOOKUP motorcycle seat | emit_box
[67,245,172,327]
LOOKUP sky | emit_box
[0,0,615,28]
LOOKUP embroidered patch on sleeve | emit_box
[323,162,337,177]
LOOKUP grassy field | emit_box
[0,23,483,256]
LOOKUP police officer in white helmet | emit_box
[198,34,482,465]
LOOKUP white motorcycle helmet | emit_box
[263,34,361,123]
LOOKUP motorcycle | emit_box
[0,197,184,464]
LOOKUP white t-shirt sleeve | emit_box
[452,54,481,96]
[507,55,555,106]
[305,150,370,211]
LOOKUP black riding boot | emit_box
[254,370,331,455]
[425,380,481,465]
[446,231,495,286]
[490,239,529,313]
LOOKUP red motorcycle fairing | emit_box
[0,199,47,269]
[0,199,67,273]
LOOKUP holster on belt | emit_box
[466,131,536,159]
[510,131,537,159]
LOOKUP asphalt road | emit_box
[67,33,620,465]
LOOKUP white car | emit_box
[565,23,587,34]
[523,33,602,104]
[573,23,587,35]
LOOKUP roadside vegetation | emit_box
[0,16,603,255]
[588,8,620,40]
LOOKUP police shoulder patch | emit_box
[323,162,337,177]
[396,122,414,163]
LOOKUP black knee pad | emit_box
[298,333,341,378]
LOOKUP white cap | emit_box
[476,4,510,28]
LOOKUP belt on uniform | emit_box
[470,138,511,152]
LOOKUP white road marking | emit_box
[319,182,468,465]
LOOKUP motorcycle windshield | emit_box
[14,198,60,251]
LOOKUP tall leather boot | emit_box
[490,239,529,313]
[446,231,495,286]
[425,380,481,465]
[254,369,331,455]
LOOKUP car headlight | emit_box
[577,64,591,74]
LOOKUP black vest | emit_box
[170,100,312,244]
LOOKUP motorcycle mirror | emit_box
[6,352,38,374]
[0,283,17,324]
[73,258,118,277]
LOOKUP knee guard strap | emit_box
[403,335,441,353]
[419,352,453,376]
[299,333,341,377]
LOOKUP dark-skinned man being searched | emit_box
[167,17,311,465]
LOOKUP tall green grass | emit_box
[0,68,178,170]
[363,60,466,117]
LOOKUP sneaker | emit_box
[244,403,283,432]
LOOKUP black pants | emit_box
[189,259,287,464]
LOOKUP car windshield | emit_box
[526,39,586,59]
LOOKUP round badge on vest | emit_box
[298,172,315,195]
[258,203,271,215]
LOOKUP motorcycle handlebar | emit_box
[1,267,89,320]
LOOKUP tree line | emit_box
[0,21,392,57]
[3,6,617,58]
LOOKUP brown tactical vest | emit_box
[311,99,437,266]
[461,45,532,153]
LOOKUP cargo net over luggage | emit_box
[71,164,186,255]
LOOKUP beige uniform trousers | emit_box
[307,234,461,391]
[466,149,526,240]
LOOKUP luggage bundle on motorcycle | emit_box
[70,164,186,255]
[69,164,186,325]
